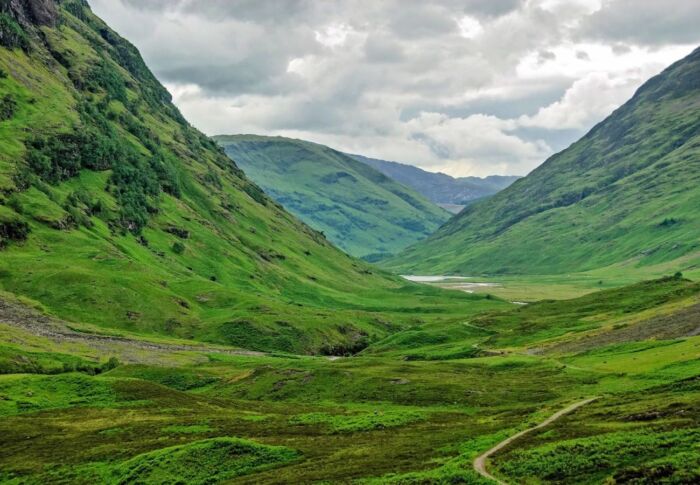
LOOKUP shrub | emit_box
[0,13,29,51]
[165,226,189,239]
[27,128,122,183]
[101,357,120,372]
[110,154,159,234]
[243,182,267,205]
[63,0,89,22]
[80,59,127,103]
[172,241,185,254]
[149,151,181,197]
[658,217,680,227]
[0,94,16,120]
[0,218,30,246]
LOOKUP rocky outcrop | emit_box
[1,0,58,27]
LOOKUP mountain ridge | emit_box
[386,46,700,276]
[348,153,519,213]
[215,134,450,259]
[0,0,489,354]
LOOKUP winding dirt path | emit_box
[0,298,267,363]
[473,397,599,484]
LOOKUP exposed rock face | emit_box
[2,0,58,27]
[26,0,57,25]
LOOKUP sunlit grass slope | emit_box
[0,0,498,354]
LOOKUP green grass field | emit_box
[1,2,699,484]
[1,276,698,483]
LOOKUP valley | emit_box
[1,276,698,483]
[0,1,698,484]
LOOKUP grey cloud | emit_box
[410,133,452,159]
[117,0,181,12]
[580,0,700,46]
[388,3,458,39]
[159,63,305,96]
[364,34,405,63]
[179,0,317,24]
[538,50,556,63]
[512,126,583,154]
[88,0,698,177]
[116,0,314,23]
[458,0,520,18]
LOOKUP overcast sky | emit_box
[89,0,700,177]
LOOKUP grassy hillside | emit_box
[387,46,700,276]
[1,275,698,483]
[2,2,698,484]
[350,153,519,213]
[215,135,450,259]
[0,0,499,355]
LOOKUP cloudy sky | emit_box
[89,0,700,177]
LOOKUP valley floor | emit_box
[1,276,699,484]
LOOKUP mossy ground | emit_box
[1,276,698,483]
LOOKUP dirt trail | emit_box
[0,298,266,363]
[473,397,599,484]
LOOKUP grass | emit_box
[490,381,700,484]
[1,3,699,484]
[111,437,299,484]
[215,135,450,259]
[288,407,426,433]
[0,276,698,483]
[0,2,506,355]
[386,47,700,279]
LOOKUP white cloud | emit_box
[90,0,700,177]
[315,23,354,47]
[519,71,632,129]
[456,15,483,39]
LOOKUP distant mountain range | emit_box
[348,154,520,213]
[387,46,700,276]
[216,135,450,259]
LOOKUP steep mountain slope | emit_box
[388,47,700,276]
[349,153,519,213]
[0,0,494,354]
[215,135,450,259]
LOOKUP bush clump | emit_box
[172,241,185,254]
[25,100,180,234]
[0,13,29,51]
[0,218,29,247]
[80,59,127,103]
[0,94,17,121]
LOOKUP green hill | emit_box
[0,0,496,355]
[387,47,700,277]
[215,135,450,259]
[2,2,699,484]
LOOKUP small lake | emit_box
[401,275,501,293]
[401,275,472,283]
